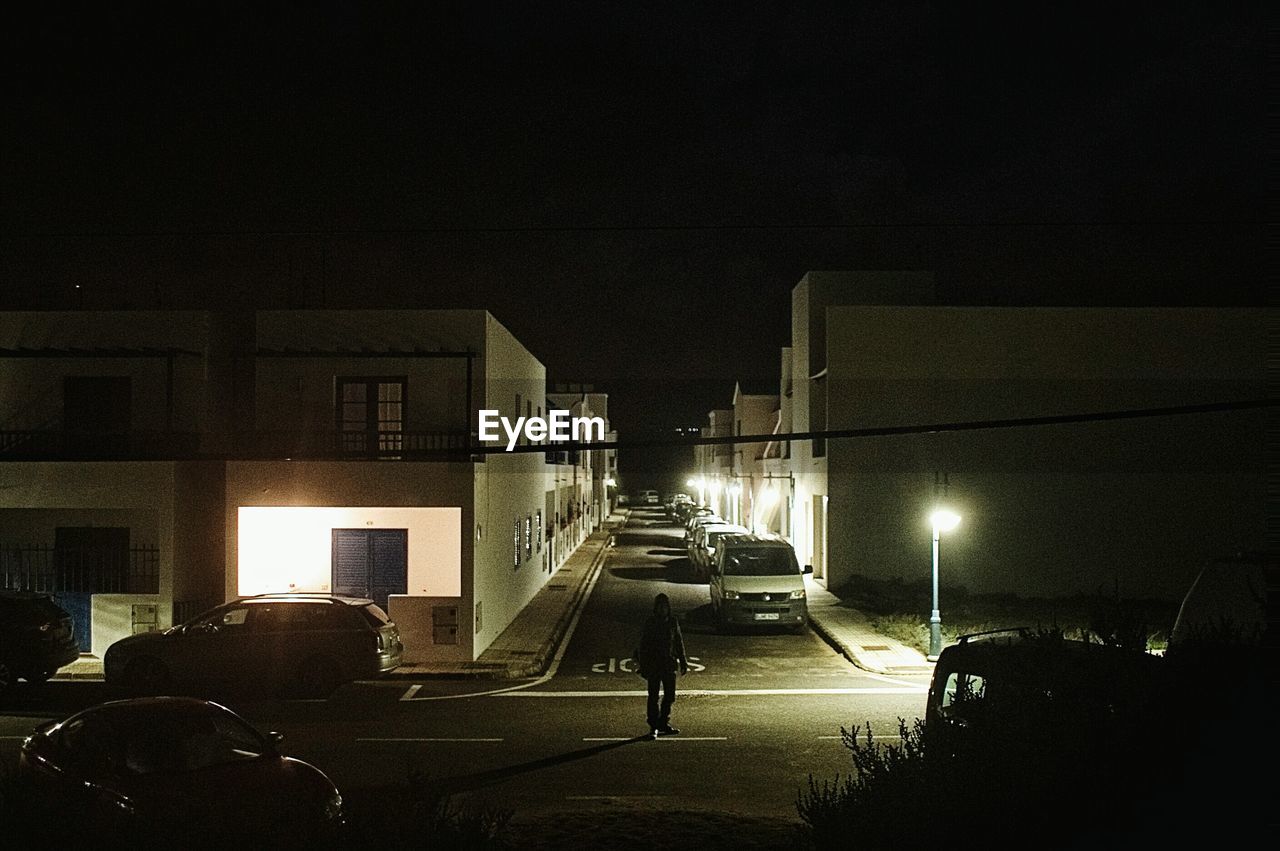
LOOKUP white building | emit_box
[700,271,1268,601]
[0,309,605,662]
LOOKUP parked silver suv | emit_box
[104,594,403,696]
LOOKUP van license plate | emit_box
[754,612,780,621]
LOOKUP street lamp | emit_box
[928,509,961,661]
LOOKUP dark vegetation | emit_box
[840,572,1177,653]
[799,631,1267,850]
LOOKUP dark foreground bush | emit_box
[798,711,1183,851]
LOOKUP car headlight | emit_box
[790,589,806,599]
[722,590,739,600]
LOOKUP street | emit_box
[1,507,930,831]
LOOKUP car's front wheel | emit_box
[123,656,170,694]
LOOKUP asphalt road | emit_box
[0,507,931,828]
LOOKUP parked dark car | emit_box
[925,628,1166,738]
[16,697,343,844]
[103,594,402,697]
[0,591,80,693]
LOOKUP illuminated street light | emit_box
[687,476,707,505]
[604,477,616,487]
[928,509,961,660]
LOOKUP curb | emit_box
[807,613,893,675]
[518,511,627,678]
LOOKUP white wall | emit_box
[91,594,163,658]
[821,305,1269,599]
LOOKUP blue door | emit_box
[331,529,407,610]
[53,592,93,652]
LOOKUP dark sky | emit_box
[1,1,1268,456]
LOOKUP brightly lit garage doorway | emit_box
[237,506,462,603]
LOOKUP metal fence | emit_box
[0,543,160,595]
[173,597,220,625]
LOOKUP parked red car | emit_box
[16,697,343,844]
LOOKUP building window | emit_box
[514,518,522,568]
[337,377,406,454]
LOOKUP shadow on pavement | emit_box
[615,532,682,548]
[646,548,687,556]
[610,561,702,585]
[0,681,113,717]
[438,736,650,794]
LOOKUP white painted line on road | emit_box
[0,736,28,740]
[582,736,728,741]
[857,670,931,690]
[357,737,504,743]
[398,535,613,703]
[817,733,905,740]
[493,687,924,697]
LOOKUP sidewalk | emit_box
[386,511,624,679]
[52,655,104,680]
[805,576,934,675]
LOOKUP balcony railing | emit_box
[0,430,201,460]
[243,430,477,460]
[0,429,476,461]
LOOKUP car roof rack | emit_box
[956,627,1032,644]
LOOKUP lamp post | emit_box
[928,509,961,661]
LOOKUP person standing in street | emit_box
[634,592,689,739]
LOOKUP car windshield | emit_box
[115,706,268,775]
[722,548,799,576]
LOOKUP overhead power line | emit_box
[485,398,1273,455]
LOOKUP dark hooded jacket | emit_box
[635,598,686,679]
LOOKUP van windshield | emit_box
[723,549,798,577]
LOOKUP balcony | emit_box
[0,430,201,460]
[0,429,477,461]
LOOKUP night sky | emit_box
[1,2,1267,466]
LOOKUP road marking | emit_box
[857,670,931,689]
[0,736,29,740]
[493,687,925,697]
[357,737,504,742]
[592,656,706,674]
[399,535,613,703]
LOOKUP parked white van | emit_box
[709,535,811,632]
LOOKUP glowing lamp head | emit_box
[604,477,616,487]
[760,487,779,507]
[930,509,961,533]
